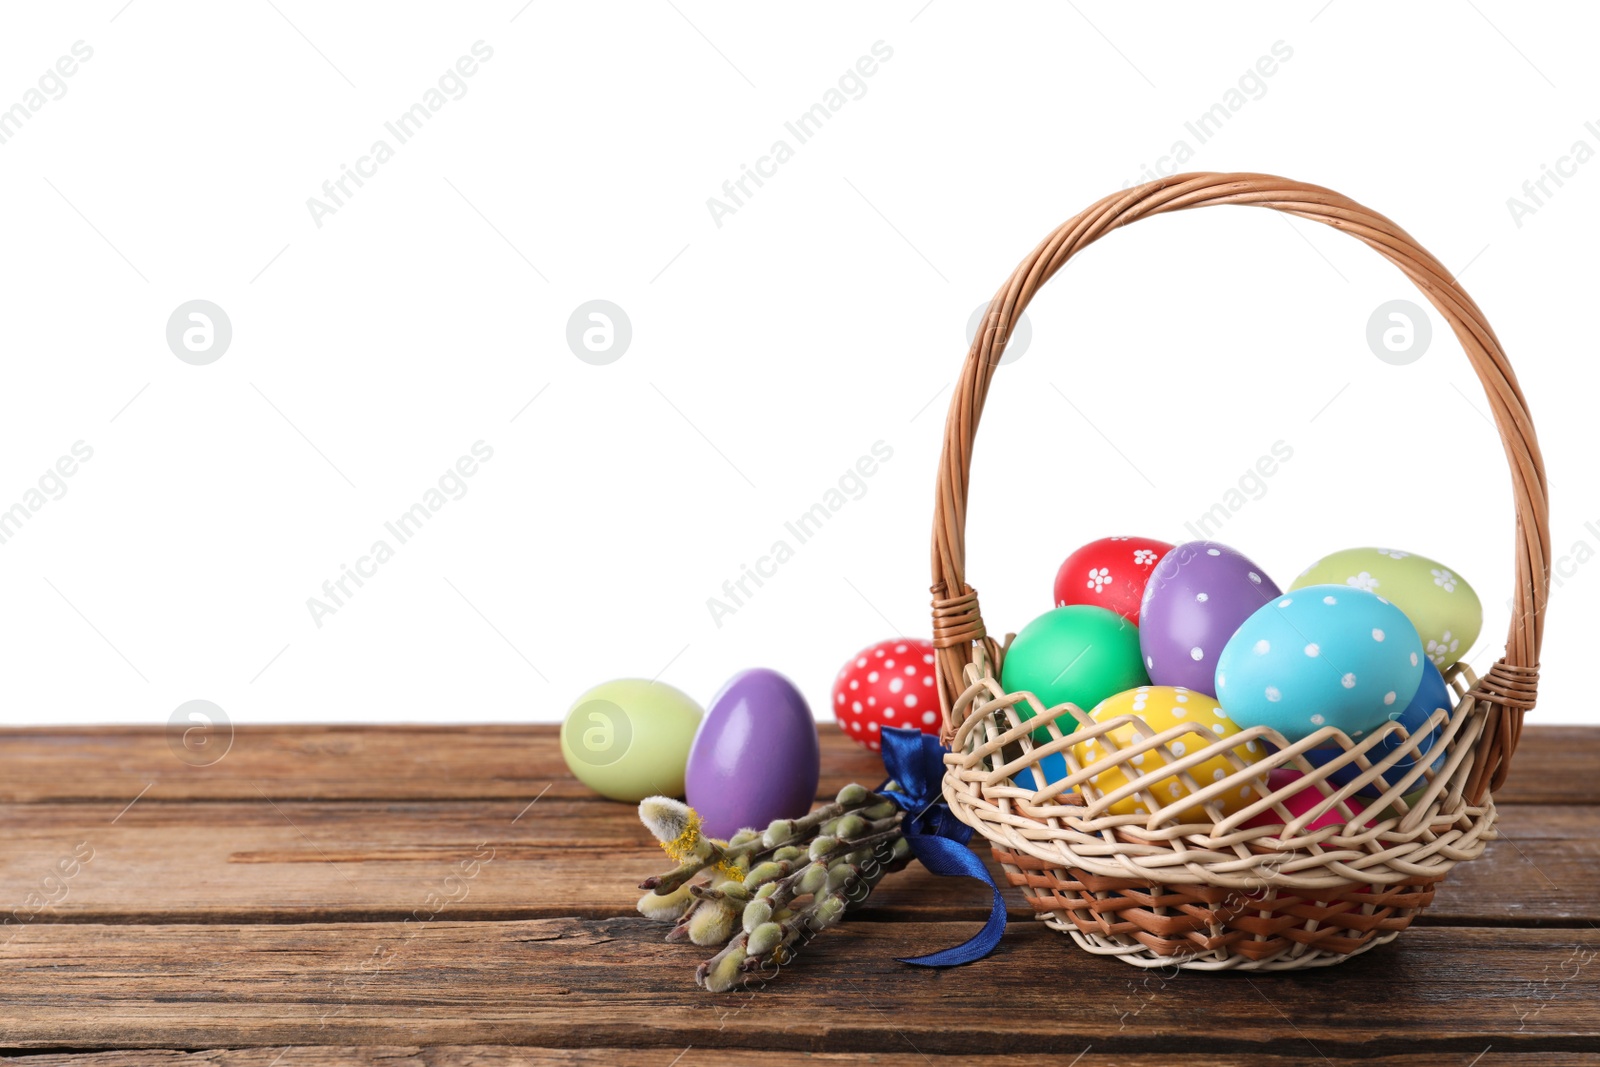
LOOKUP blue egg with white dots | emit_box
[1214,585,1426,744]
[1301,658,1452,796]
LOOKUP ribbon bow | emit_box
[878,726,1007,967]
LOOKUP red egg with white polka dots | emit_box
[1053,535,1175,625]
[831,638,941,752]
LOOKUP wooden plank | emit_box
[1,1051,1587,1066]
[0,920,1595,1054]
[0,796,998,924]
[1,800,1593,927]
[0,726,1592,804]
[0,726,890,804]
[1489,726,1600,804]
[0,725,592,804]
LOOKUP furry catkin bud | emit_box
[773,845,804,863]
[638,796,695,844]
[808,835,838,861]
[704,947,748,993]
[636,884,693,922]
[742,899,773,933]
[827,862,858,891]
[797,862,829,896]
[763,819,797,847]
[746,922,784,957]
[687,900,738,946]
[836,783,868,807]
[814,894,847,927]
[728,828,761,848]
[892,836,912,862]
[835,814,866,840]
[863,801,897,820]
[743,861,788,891]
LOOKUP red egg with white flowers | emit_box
[1053,536,1174,625]
[832,638,941,752]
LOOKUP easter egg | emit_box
[1138,541,1282,696]
[1300,658,1452,797]
[686,668,820,839]
[1000,606,1149,741]
[1053,535,1175,624]
[1014,748,1068,793]
[1290,547,1482,670]
[1242,769,1377,833]
[1215,585,1426,745]
[560,679,703,802]
[832,638,940,751]
[1070,686,1267,820]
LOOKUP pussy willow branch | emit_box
[636,784,912,992]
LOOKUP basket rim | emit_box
[939,657,1497,891]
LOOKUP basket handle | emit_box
[930,172,1549,801]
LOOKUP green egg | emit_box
[560,679,703,802]
[1000,605,1150,741]
[1290,547,1482,670]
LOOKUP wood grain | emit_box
[1,725,1595,1061]
[1,800,1594,926]
[1,1051,1588,1066]
[0,919,1595,1055]
[1,726,1592,803]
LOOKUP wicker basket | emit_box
[932,172,1549,971]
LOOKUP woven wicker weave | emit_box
[931,172,1549,970]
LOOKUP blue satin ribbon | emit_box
[878,726,1007,967]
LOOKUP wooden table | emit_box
[0,725,1596,1065]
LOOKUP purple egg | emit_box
[685,668,820,839]
[1138,541,1281,696]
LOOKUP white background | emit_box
[0,1,1593,728]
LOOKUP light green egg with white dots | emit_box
[1289,548,1482,671]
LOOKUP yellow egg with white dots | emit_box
[1072,685,1267,821]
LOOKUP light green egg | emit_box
[560,679,703,802]
[1289,547,1482,671]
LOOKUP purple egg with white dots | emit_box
[1137,541,1282,696]
[1213,585,1427,744]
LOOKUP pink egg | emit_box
[1242,768,1376,832]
